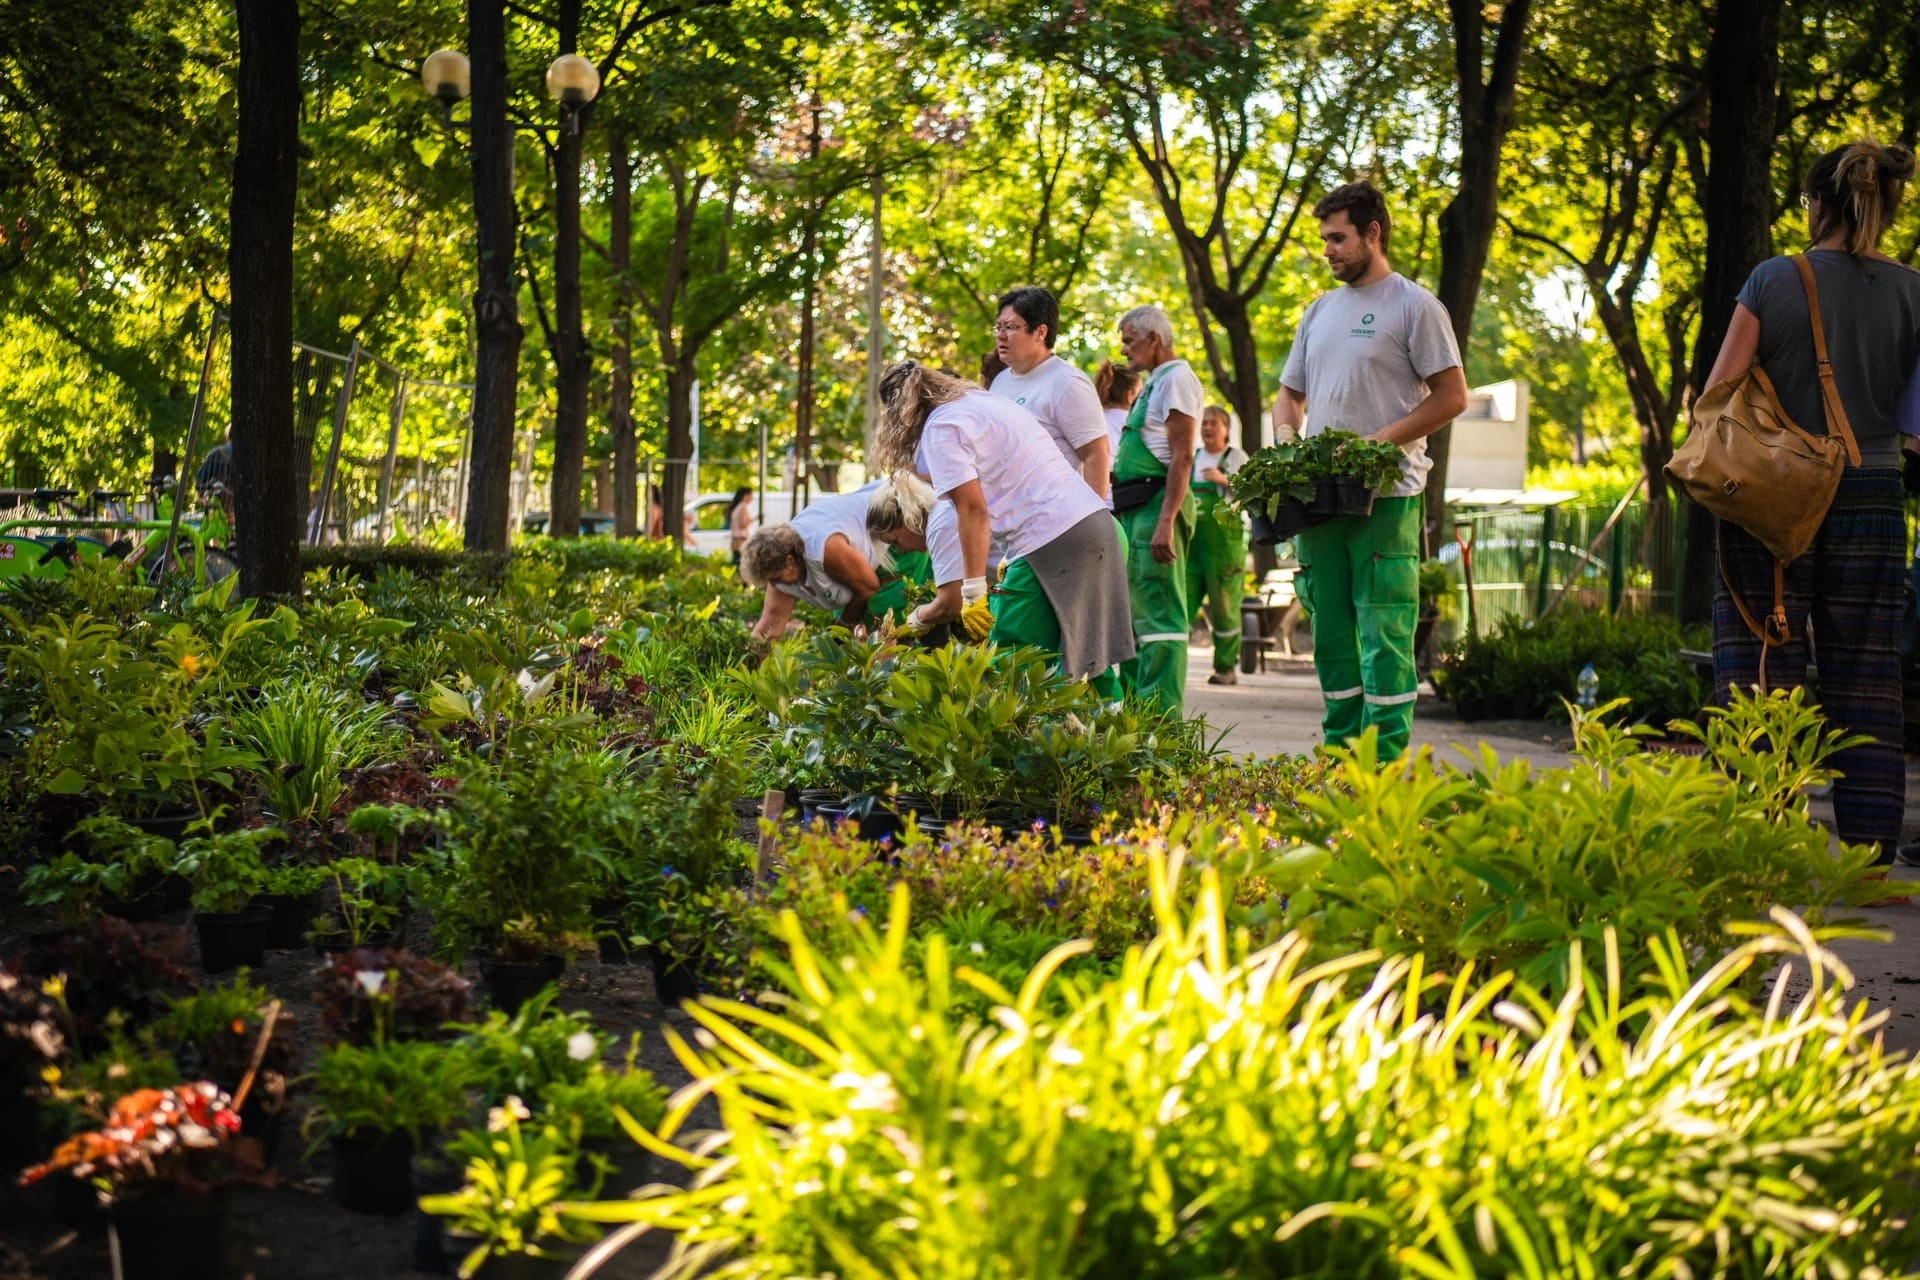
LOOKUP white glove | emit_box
[961,576,989,603]
[902,605,933,634]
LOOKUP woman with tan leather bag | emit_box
[1691,139,1920,869]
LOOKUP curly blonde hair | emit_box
[872,360,973,474]
[739,524,803,588]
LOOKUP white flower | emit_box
[566,1031,598,1062]
[355,970,386,998]
[487,1096,532,1132]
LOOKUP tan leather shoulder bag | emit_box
[1665,255,1860,662]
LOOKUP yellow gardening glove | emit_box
[960,597,995,641]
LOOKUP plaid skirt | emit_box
[1712,467,1908,854]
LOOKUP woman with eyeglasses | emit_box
[874,359,1133,695]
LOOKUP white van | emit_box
[682,491,805,557]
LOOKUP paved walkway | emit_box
[1183,649,1920,1054]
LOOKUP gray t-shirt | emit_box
[1735,250,1920,469]
[1280,272,1463,497]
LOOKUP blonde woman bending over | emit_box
[866,473,992,640]
[874,359,1133,696]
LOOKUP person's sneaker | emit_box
[1894,841,1920,868]
[1207,670,1238,686]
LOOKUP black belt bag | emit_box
[1109,475,1167,512]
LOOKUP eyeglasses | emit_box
[991,321,1028,335]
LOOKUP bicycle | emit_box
[0,480,234,587]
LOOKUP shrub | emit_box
[567,877,1920,1280]
[1433,607,1707,724]
[1263,689,1881,993]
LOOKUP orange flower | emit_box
[179,653,203,678]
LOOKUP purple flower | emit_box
[661,864,678,879]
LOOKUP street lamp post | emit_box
[422,44,601,542]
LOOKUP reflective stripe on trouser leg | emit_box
[1295,518,1363,748]
[1355,497,1422,760]
[1117,490,1192,716]
[1187,493,1245,673]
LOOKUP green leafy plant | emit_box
[1433,608,1707,724]
[172,822,283,913]
[419,1100,602,1277]
[233,684,398,825]
[456,986,605,1108]
[564,873,1920,1280]
[307,855,410,945]
[303,1036,475,1148]
[535,1046,666,1144]
[1226,441,1317,521]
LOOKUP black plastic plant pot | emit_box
[107,1187,230,1280]
[260,893,322,950]
[329,1129,418,1216]
[100,890,170,923]
[480,955,565,1017]
[597,930,637,966]
[0,1071,42,1171]
[194,906,273,973]
[1249,498,1314,545]
[797,788,839,825]
[1308,475,1377,519]
[126,809,198,842]
[647,946,700,1006]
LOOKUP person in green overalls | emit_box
[1113,305,1203,716]
[1186,406,1249,686]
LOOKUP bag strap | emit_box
[1716,542,1789,693]
[1791,254,1863,466]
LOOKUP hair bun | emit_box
[1884,145,1918,183]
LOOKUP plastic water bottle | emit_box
[1576,663,1599,711]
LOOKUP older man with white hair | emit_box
[1112,304,1203,715]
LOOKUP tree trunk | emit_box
[663,362,696,545]
[1427,0,1532,547]
[608,130,636,538]
[1680,0,1783,625]
[794,103,822,500]
[461,0,523,553]
[1212,296,1277,576]
[546,0,589,539]
[1590,291,1675,503]
[229,0,302,602]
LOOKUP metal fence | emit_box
[1432,495,1685,637]
[180,316,474,547]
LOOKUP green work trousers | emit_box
[990,558,1121,700]
[1187,492,1246,674]
[1116,488,1194,716]
[1294,496,1420,760]
[863,550,932,624]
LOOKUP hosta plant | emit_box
[565,872,1920,1280]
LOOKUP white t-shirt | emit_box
[917,391,1105,562]
[989,356,1109,484]
[924,499,964,587]
[1104,406,1129,452]
[1279,272,1463,498]
[1139,359,1206,466]
[1192,446,1248,485]
[776,488,878,613]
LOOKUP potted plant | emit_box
[22,1081,251,1279]
[1309,429,1406,519]
[308,854,410,952]
[15,917,194,1053]
[314,947,472,1046]
[172,822,282,972]
[150,976,294,1158]
[456,986,603,1109]
[304,1018,475,1215]
[537,1043,666,1195]
[420,751,615,1012]
[418,1100,603,1279]
[259,861,329,950]
[25,815,183,923]
[1228,442,1319,544]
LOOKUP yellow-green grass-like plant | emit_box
[564,857,1920,1280]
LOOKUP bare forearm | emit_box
[1272,386,1306,442]
[920,582,963,623]
[1077,437,1112,499]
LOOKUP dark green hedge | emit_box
[1432,609,1709,726]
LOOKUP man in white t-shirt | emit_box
[989,286,1111,502]
[1273,180,1467,760]
[1113,303,1204,715]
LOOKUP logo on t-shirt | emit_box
[1351,312,1377,338]
[1015,396,1028,405]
